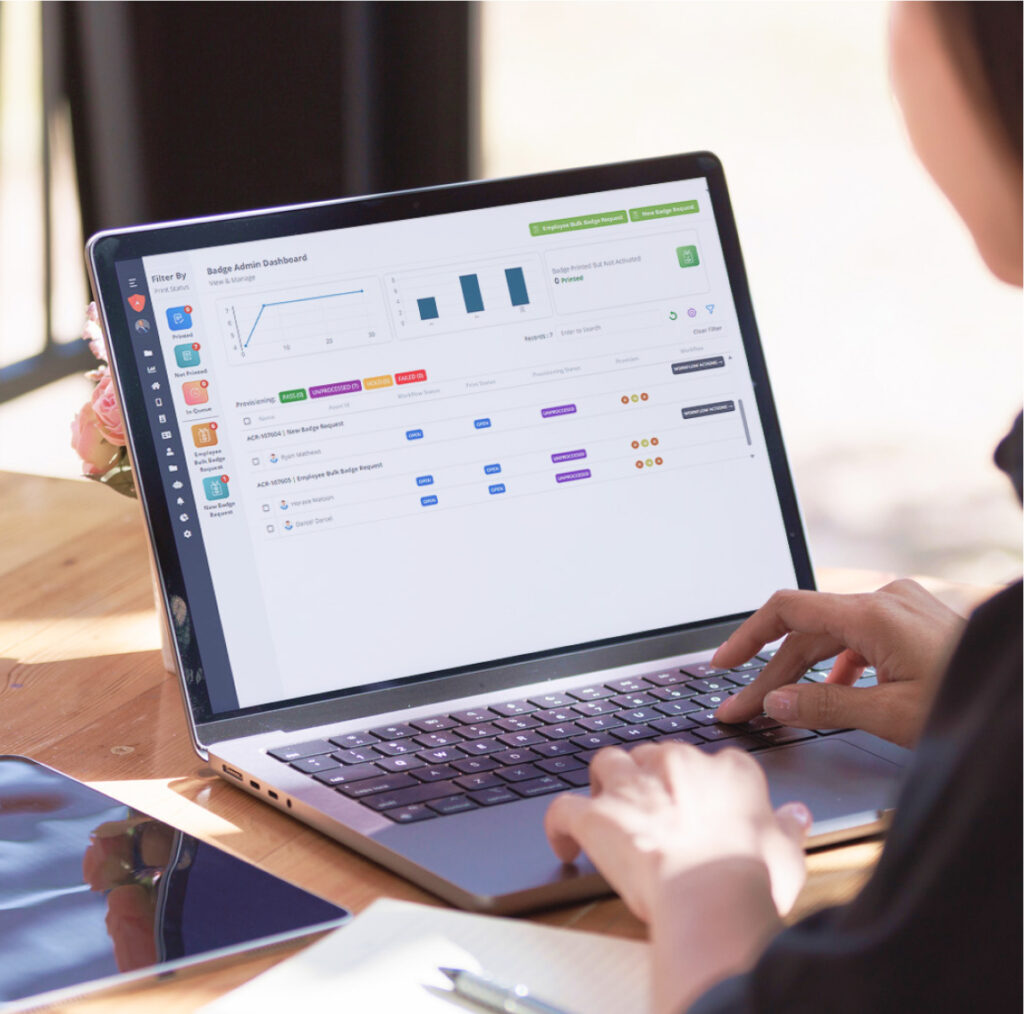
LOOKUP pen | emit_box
[438,966,576,1014]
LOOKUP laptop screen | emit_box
[94,157,807,722]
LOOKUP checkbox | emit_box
[262,504,270,512]
[243,417,251,425]
[266,525,274,533]
[252,457,260,466]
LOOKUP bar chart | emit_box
[388,254,549,340]
[218,277,388,365]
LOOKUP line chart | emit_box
[218,277,389,364]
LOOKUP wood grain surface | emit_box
[0,471,994,1012]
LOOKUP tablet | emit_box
[0,756,349,1011]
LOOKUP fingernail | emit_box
[778,801,812,829]
[764,687,798,721]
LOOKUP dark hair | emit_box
[931,2,1023,161]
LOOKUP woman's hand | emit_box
[713,579,966,747]
[545,743,810,1013]
[545,742,809,920]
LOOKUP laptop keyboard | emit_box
[266,652,877,824]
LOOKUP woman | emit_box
[545,4,1022,1011]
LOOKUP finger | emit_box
[826,648,868,686]
[774,801,813,847]
[711,589,867,669]
[544,792,592,863]
[587,746,635,796]
[762,682,890,735]
[716,631,843,723]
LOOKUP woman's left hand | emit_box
[545,742,811,921]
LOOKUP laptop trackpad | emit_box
[755,737,903,824]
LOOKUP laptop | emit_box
[87,152,908,914]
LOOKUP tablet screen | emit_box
[0,756,348,1009]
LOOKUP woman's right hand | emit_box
[713,580,966,748]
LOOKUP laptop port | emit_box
[268,790,279,800]
[249,780,260,790]
[222,764,243,781]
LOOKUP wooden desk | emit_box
[0,470,993,1011]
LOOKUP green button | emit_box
[676,245,700,268]
[529,210,628,237]
[629,200,699,222]
[279,388,307,403]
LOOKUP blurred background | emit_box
[0,1,1019,586]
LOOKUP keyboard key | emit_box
[610,724,658,743]
[608,676,652,693]
[495,764,543,783]
[857,674,878,687]
[454,723,502,740]
[726,670,761,686]
[649,686,697,702]
[268,738,334,762]
[611,692,656,709]
[562,768,591,787]
[528,693,575,708]
[411,764,459,782]
[810,656,840,672]
[377,755,425,772]
[650,715,695,734]
[313,768,360,787]
[567,684,615,701]
[452,756,499,774]
[332,746,382,765]
[758,727,818,746]
[692,725,745,742]
[533,707,577,725]
[428,795,478,816]
[494,715,542,732]
[512,775,569,798]
[619,707,662,724]
[454,772,505,791]
[414,731,463,749]
[330,731,379,749]
[497,730,546,747]
[696,734,765,754]
[536,756,585,775]
[655,730,705,747]
[458,738,503,756]
[654,700,699,716]
[410,715,456,732]
[644,671,686,686]
[737,715,781,732]
[730,660,766,673]
[375,739,418,756]
[468,785,519,806]
[362,779,461,810]
[381,803,436,823]
[680,662,730,679]
[571,733,618,751]
[801,671,827,683]
[572,699,618,716]
[368,722,417,740]
[338,772,419,798]
[532,739,580,757]
[538,722,584,740]
[493,748,540,766]
[490,699,537,716]
[693,692,733,710]
[417,746,466,764]
[578,714,624,732]
[685,677,737,694]
[290,754,341,774]
[690,710,723,726]
[449,707,498,724]
[757,646,780,661]
[314,761,382,783]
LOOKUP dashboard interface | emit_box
[103,171,801,716]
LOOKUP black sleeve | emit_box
[688,582,1023,1014]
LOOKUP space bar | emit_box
[360,779,461,811]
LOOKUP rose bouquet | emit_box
[71,303,136,497]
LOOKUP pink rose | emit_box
[84,301,108,362]
[71,402,120,476]
[90,367,127,446]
